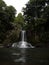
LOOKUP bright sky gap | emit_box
[3,0,29,16]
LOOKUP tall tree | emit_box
[5,6,16,22]
[0,0,16,43]
[23,0,49,47]
[14,13,25,28]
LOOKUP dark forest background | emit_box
[0,0,49,48]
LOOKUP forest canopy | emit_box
[0,0,49,47]
[23,0,49,47]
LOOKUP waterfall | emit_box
[21,30,26,41]
[12,30,35,48]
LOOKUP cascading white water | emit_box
[18,30,27,48]
[12,30,35,48]
[21,31,25,41]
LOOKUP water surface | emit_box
[0,48,49,65]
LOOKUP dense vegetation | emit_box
[0,0,49,47]
[23,0,49,47]
[0,0,24,46]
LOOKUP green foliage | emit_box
[0,0,16,44]
[0,0,6,8]
[3,29,20,45]
[23,0,49,47]
[3,13,25,45]
[14,13,25,28]
[5,6,16,22]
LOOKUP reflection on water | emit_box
[11,48,26,65]
[0,48,49,65]
[10,48,49,65]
